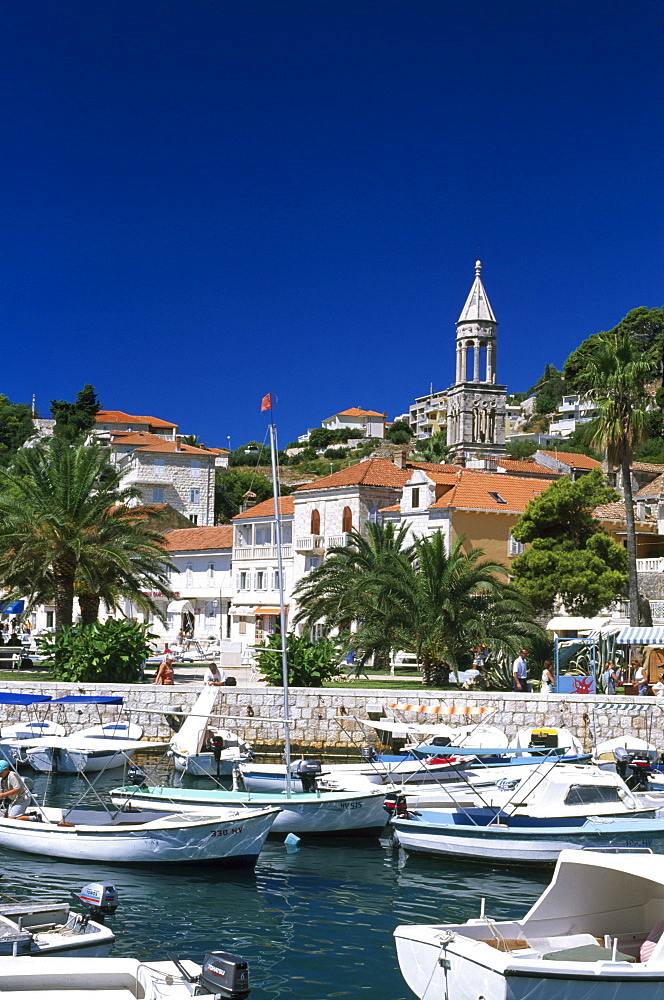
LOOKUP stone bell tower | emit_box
[446,261,507,462]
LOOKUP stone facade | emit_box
[2,682,660,751]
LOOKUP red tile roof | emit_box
[593,501,656,523]
[406,461,465,474]
[632,462,664,473]
[96,410,177,429]
[496,459,560,476]
[295,459,410,492]
[333,408,385,418]
[163,526,233,551]
[111,431,217,455]
[537,450,601,470]
[635,474,664,498]
[428,471,549,512]
[233,496,295,520]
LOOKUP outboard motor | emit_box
[529,729,559,750]
[295,759,322,793]
[199,950,250,999]
[614,747,656,791]
[75,883,118,923]
[431,736,452,748]
[360,745,378,762]
[383,792,409,819]
[126,765,147,787]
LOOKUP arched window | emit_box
[310,509,320,535]
[342,506,352,533]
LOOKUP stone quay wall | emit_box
[0,682,662,750]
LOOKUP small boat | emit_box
[25,734,144,773]
[0,880,117,957]
[509,725,584,754]
[1,721,65,741]
[394,848,664,1000]
[0,801,280,866]
[169,686,252,777]
[111,781,389,837]
[390,763,664,864]
[0,948,251,998]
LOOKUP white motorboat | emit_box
[25,734,144,773]
[1,721,65,741]
[0,881,116,957]
[394,849,664,1000]
[0,800,279,866]
[110,781,389,836]
[0,949,251,999]
[169,686,252,776]
[390,763,664,864]
[509,725,583,754]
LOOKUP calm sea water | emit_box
[1,767,549,1000]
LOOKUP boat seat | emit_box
[526,934,601,956]
[543,943,636,963]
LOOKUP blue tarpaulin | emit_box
[0,693,51,705]
[0,601,24,615]
[51,695,123,704]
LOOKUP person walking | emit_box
[540,660,555,694]
[512,649,530,692]
[603,660,620,695]
[154,653,175,685]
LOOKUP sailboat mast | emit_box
[268,422,292,783]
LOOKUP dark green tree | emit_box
[385,421,414,445]
[50,384,101,443]
[0,395,34,466]
[505,439,537,460]
[511,469,628,616]
[528,364,566,415]
[563,307,663,395]
[214,468,293,523]
[412,429,448,464]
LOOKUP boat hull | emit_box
[111,785,389,836]
[171,749,250,777]
[0,806,279,866]
[394,926,664,1000]
[392,812,664,864]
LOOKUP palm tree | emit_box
[293,521,413,671]
[0,440,172,632]
[378,533,541,685]
[584,329,655,625]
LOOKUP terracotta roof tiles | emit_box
[111,431,217,455]
[295,459,410,492]
[537,450,601,470]
[233,496,295,520]
[163,526,233,552]
[635,474,664,498]
[428,471,549,512]
[593,501,656,523]
[96,410,177,429]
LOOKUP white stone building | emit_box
[548,395,599,438]
[299,407,387,443]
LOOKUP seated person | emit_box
[203,662,226,686]
[0,759,30,818]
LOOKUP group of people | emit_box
[153,649,226,686]
[512,649,555,693]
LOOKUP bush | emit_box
[256,632,341,687]
[38,619,156,683]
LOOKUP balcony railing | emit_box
[232,545,292,561]
[326,533,351,548]
[295,536,325,551]
[637,557,664,573]
[122,466,173,486]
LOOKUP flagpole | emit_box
[268,417,292,796]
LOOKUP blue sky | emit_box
[1,0,662,448]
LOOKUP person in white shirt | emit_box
[203,662,226,686]
[512,649,530,692]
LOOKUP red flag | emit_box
[260,393,272,412]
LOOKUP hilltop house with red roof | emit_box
[299,407,387,444]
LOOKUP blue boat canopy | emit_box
[616,626,664,645]
[0,693,51,705]
[51,695,123,704]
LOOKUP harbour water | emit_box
[3,768,549,999]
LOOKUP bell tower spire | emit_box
[446,261,507,463]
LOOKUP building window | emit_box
[310,509,320,535]
[311,624,325,641]
[46,611,54,629]
[488,491,507,504]
[255,570,267,591]
[191,460,201,477]
[189,488,200,505]
[281,521,292,544]
[207,562,215,580]
[411,487,420,509]
[152,486,164,503]
[237,571,249,590]
[154,457,165,468]
[306,555,321,572]
[185,562,194,586]
[342,506,352,533]
[508,533,524,557]
[205,601,217,620]
[189,514,198,525]
[255,524,271,546]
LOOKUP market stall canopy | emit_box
[616,626,664,645]
[166,599,194,614]
[547,616,612,632]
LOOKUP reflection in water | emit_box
[1,769,548,999]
